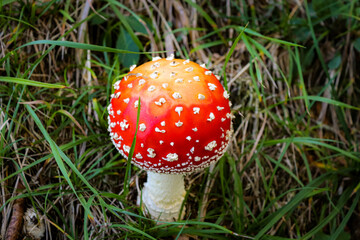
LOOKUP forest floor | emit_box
[1,0,360,239]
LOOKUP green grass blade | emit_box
[0,14,38,29]
[291,95,360,110]
[0,76,67,88]
[236,26,304,47]
[123,97,141,196]
[263,137,359,162]
[0,135,101,184]
[196,24,303,47]
[254,173,332,239]
[48,109,86,136]
[304,0,331,82]
[0,0,16,7]
[109,2,144,51]
[109,224,156,240]
[301,186,354,239]
[330,190,360,240]
[18,40,145,54]
[294,47,309,114]
[190,40,223,54]
[183,0,227,44]
[25,105,86,201]
[222,23,248,91]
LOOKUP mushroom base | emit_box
[141,172,186,222]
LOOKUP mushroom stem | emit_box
[142,172,186,222]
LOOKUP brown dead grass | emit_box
[1,0,359,239]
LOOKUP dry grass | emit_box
[1,0,360,239]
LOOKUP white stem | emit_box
[142,172,186,222]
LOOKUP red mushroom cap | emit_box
[108,57,232,174]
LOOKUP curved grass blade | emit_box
[0,76,67,88]
[264,137,359,162]
[25,105,87,205]
[109,224,156,240]
[222,23,248,91]
[0,0,16,7]
[294,47,309,114]
[18,40,144,54]
[301,186,355,240]
[196,25,303,47]
[48,109,87,136]
[0,135,101,185]
[190,40,223,54]
[122,97,141,196]
[183,0,227,44]
[329,190,360,240]
[236,26,304,47]
[241,34,262,100]
[0,14,38,29]
[254,173,332,239]
[291,96,360,111]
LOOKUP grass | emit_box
[1,0,360,239]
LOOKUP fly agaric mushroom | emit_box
[108,55,232,221]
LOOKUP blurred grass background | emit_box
[1,0,360,239]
